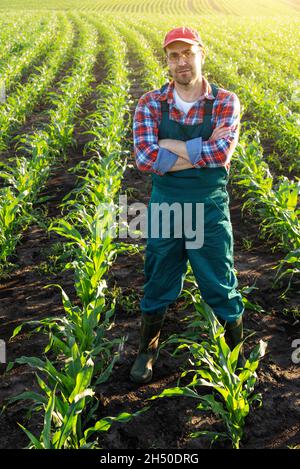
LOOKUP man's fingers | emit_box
[216,131,229,138]
[214,127,228,134]
[210,131,229,140]
[212,125,228,134]
[210,125,231,139]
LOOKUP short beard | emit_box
[170,68,197,86]
[174,75,193,86]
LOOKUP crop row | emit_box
[0,14,71,151]
[8,16,140,449]
[4,15,268,449]
[0,14,97,271]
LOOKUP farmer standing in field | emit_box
[131,27,245,384]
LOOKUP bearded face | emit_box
[165,41,204,86]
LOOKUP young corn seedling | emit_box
[0,187,32,266]
[233,130,300,290]
[8,351,145,448]
[50,203,118,307]
[11,279,123,382]
[9,352,96,448]
[151,294,267,449]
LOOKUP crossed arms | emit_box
[133,92,241,175]
[158,124,233,172]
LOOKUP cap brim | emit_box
[164,38,202,48]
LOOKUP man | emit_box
[130,27,245,384]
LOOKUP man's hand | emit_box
[158,139,190,161]
[209,125,231,141]
[158,126,237,173]
[167,158,194,172]
[158,138,171,148]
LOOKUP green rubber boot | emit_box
[221,316,246,369]
[130,310,166,384]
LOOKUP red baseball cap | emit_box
[163,27,203,49]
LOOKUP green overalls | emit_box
[140,84,244,324]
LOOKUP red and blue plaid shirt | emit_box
[133,76,240,175]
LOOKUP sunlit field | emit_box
[0,0,299,450]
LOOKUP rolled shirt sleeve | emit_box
[133,97,178,175]
[153,147,178,174]
[186,137,203,165]
[192,92,240,168]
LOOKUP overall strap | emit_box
[202,83,218,135]
[203,83,218,116]
[161,100,169,112]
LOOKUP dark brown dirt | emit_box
[0,44,299,451]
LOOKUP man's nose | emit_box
[178,55,188,65]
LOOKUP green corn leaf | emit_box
[18,423,43,449]
[229,342,244,372]
[10,324,24,340]
[190,430,227,444]
[198,394,228,420]
[56,399,83,449]
[84,407,149,440]
[69,358,94,403]
[149,386,200,401]
[42,386,56,449]
[8,391,47,405]
[50,220,86,248]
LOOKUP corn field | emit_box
[0,0,299,452]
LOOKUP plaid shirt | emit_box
[133,76,240,175]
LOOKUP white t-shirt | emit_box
[173,88,198,115]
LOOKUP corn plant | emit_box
[50,203,118,303]
[0,15,56,95]
[232,130,300,289]
[11,281,122,368]
[5,16,140,449]
[234,131,300,251]
[151,295,267,449]
[0,14,69,151]
[8,352,145,448]
[0,188,31,266]
[0,14,98,271]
